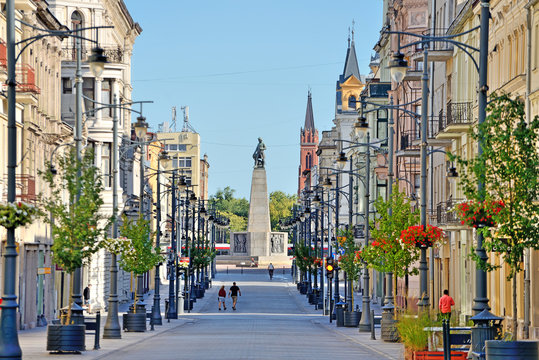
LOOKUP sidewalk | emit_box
[290,281,405,360]
[17,282,215,359]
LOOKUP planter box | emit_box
[123,312,146,332]
[485,340,539,360]
[46,324,86,353]
[414,351,467,360]
[343,310,361,327]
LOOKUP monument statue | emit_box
[252,137,266,168]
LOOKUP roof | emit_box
[303,91,315,131]
[342,40,360,81]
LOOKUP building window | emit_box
[348,96,357,110]
[62,78,72,94]
[101,79,112,117]
[83,78,94,115]
[178,157,191,168]
[71,11,83,30]
[102,143,111,187]
[377,109,388,146]
[178,144,187,151]
[306,153,312,170]
[376,179,387,201]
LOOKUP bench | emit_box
[442,320,471,358]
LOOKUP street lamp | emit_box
[0,2,112,355]
[388,51,408,84]
[150,149,171,326]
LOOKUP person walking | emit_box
[268,263,275,280]
[229,282,241,310]
[218,285,227,311]
[83,284,91,313]
[439,289,455,320]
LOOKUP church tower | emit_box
[298,91,319,195]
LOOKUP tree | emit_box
[269,191,297,231]
[336,229,362,308]
[211,187,249,231]
[452,94,539,339]
[361,184,420,304]
[40,149,112,324]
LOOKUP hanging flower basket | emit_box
[0,201,39,229]
[456,200,504,228]
[400,225,444,248]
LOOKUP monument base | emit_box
[229,231,289,264]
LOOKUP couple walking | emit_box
[218,282,241,311]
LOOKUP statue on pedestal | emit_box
[252,137,266,168]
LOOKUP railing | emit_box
[446,101,473,127]
[429,114,443,138]
[16,64,40,94]
[436,197,465,225]
[422,28,454,51]
[61,46,125,63]
[399,129,420,151]
[2,174,36,202]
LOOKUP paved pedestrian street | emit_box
[17,267,403,359]
[97,268,402,360]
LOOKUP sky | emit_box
[127,1,384,200]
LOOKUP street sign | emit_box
[38,267,51,275]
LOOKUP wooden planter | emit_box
[46,324,85,353]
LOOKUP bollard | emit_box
[241,266,243,274]
[370,310,376,340]
[227,266,229,274]
[283,266,285,274]
[94,311,101,350]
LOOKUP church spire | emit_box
[342,22,360,80]
[304,90,315,131]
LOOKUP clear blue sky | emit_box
[127,1,383,200]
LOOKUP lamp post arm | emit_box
[14,25,114,63]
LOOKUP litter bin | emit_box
[164,299,169,317]
[336,302,347,327]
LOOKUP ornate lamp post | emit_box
[0,3,109,355]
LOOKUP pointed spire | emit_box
[342,26,360,80]
[304,90,315,131]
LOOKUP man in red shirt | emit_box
[439,289,455,320]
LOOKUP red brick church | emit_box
[298,91,319,195]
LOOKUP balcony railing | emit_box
[435,197,465,225]
[16,64,40,94]
[61,46,125,63]
[422,28,454,52]
[446,101,473,126]
[399,129,420,151]
[429,114,443,138]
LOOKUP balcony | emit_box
[435,197,466,229]
[396,128,420,158]
[410,28,454,63]
[61,45,125,64]
[2,174,36,203]
[16,64,40,94]
[427,114,452,146]
[436,101,473,139]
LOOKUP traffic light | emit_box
[326,257,334,279]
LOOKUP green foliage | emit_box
[294,242,315,274]
[362,184,420,279]
[452,94,539,277]
[211,186,249,231]
[336,229,361,282]
[0,201,40,229]
[452,94,539,339]
[269,191,297,231]
[118,214,164,275]
[191,238,216,270]
[396,311,437,351]
[40,149,112,274]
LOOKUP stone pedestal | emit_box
[227,167,289,266]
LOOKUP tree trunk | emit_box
[65,273,73,325]
[512,273,518,341]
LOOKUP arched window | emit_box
[306,153,312,170]
[71,11,83,30]
[348,95,357,110]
